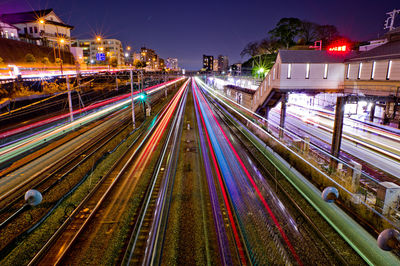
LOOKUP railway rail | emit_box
[28,78,188,265]
[196,79,361,265]
[0,108,133,257]
[121,79,188,265]
[212,99,355,265]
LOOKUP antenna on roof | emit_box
[384,9,400,31]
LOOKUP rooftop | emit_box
[347,40,400,62]
[0,9,73,29]
[279,50,356,64]
[346,27,400,62]
[224,84,256,95]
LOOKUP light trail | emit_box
[193,82,247,265]
[0,78,184,165]
[195,77,400,265]
[205,77,400,162]
[0,78,183,140]
[193,80,302,265]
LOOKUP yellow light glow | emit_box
[96,36,102,42]
[39,19,45,24]
[59,38,65,44]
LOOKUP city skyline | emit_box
[0,0,399,70]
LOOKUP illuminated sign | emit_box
[328,45,348,52]
[96,53,106,61]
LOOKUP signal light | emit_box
[138,93,146,101]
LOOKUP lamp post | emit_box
[38,18,46,46]
[257,67,265,79]
[58,38,65,75]
[66,75,74,122]
[130,68,135,130]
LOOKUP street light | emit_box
[127,46,131,51]
[257,67,265,78]
[96,36,102,42]
[57,38,65,75]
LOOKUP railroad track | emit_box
[0,102,130,176]
[28,79,188,265]
[192,79,234,265]
[121,81,188,265]
[207,90,360,265]
[0,109,135,257]
[0,108,130,209]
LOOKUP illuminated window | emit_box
[323,64,328,79]
[305,63,310,79]
[346,64,350,79]
[287,64,292,79]
[357,62,363,79]
[273,67,276,80]
[387,60,392,80]
[268,75,271,86]
[371,61,376,80]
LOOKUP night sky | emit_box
[1,0,399,69]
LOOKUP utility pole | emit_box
[130,69,135,130]
[116,71,119,90]
[385,9,400,31]
[66,75,74,122]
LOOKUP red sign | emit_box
[328,44,348,52]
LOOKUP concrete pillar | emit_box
[330,96,345,168]
[370,102,376,122]
[304,136,310,154]
[279,94,287,139]
[350,160,361,193]
[383,102,390,125]
[264,106,270,129]
[376,182,400,215]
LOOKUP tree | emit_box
[268,17,302,49]
[25,53,36,63]
[258,38,281,54]
[241,53,277,76]
[240,41,260,57]
[41,57,50,65]
[55,58,63,65]
[316,25,340,46]
[110,58,118,67]
[134,60,146,68]
[299,21,319,44]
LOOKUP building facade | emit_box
[141,47,162,71]
[218,55,229,72]
[73,38,124,66]
[203,55,213,72]
[1,9,73,48]
[213,58,219,72]
[0,20,18,40]
[166,57,179,70]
